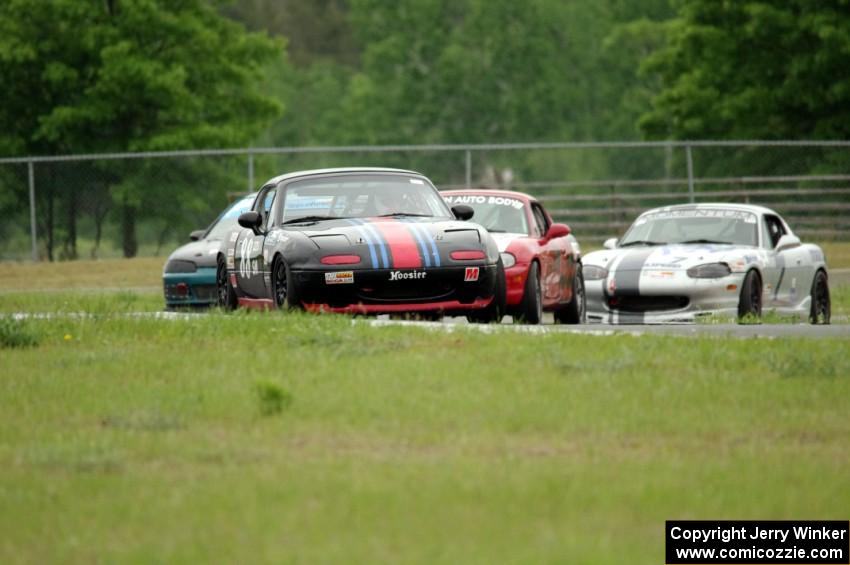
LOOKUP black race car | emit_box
[216,168,505,320]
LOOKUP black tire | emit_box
[272,255,301,310]
[555,263,586,324]
[216,257,237,311]
[737,269,762,323]
[467,259,506,324]
[809,269,831,325]
[517,261,543,325]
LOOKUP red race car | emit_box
[442,189,585,324]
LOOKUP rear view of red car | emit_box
[442,189,585,324]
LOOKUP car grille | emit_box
[607,295,689,312]
[164,283,217,302]
[193,284,217,301]
[356,280,456,303]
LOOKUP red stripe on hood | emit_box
[370,218,423,268]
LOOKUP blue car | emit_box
[163,193,256,308]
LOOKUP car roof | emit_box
[262,167,425,187]
[440,188,536,203]
[642,202,779,217]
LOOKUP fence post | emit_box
[685,144,695,203]
[465,149,472,188]
[247,152,255,192]
[28,161,38,261]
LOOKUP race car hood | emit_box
[279,216,499,269]
[488,232,528,252]
[584,243,760,273]
[165,238,220,269]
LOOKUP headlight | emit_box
[583,264,608,280]
[686,262,731,278]
[500,252,516,268]
[164,259,197,273]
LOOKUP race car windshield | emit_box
[441,194,529,234]
[204,194,256,240]
[621,209,758,247]
[279,174,452,223]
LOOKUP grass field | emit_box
[1,251,850,563]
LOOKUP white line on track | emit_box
[4,311,848,339]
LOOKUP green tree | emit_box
[0,0,283,257]
[640,0,850,140]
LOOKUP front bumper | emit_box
[585,271,747,324]
[293,264,498,314]
[504,263,530,307]
[163,268,217,306]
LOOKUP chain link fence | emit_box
[1,141,848,261]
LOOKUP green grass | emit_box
[1,310,849,563]
[0,256,165,291]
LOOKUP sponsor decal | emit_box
[226,257,235,269]
[263,249,269,263]
[643,270,674,279]
[227,248,235,257]
[325,271,354,285]
[464,267,480,282]
[230,274,238,287]
[286,195,334,211]
[607,276,617,294]
[443,195,523,209]
[645,259,687,268]
[488,196,524,209]
[389,270,427,281]
[644,208,757,222]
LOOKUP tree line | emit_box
[1,0,847,258]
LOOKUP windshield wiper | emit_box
[375,212,432,218]
[619,240,665,247]
[678,239,732,245]
[281,215,345,225]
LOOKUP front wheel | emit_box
[517,261,543,324]
[216,258,237,311]
[272,255,301,310]
[555,263,586,324]
[809,270,830,324]
[737,270,762,323]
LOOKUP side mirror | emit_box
[776,234,801,252]
[603,238,618,250]
[238,211,262,232]
[452,204,474,221]
[542,223,570,242]
[189,229,206,242]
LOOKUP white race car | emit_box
[583,203,831,324]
